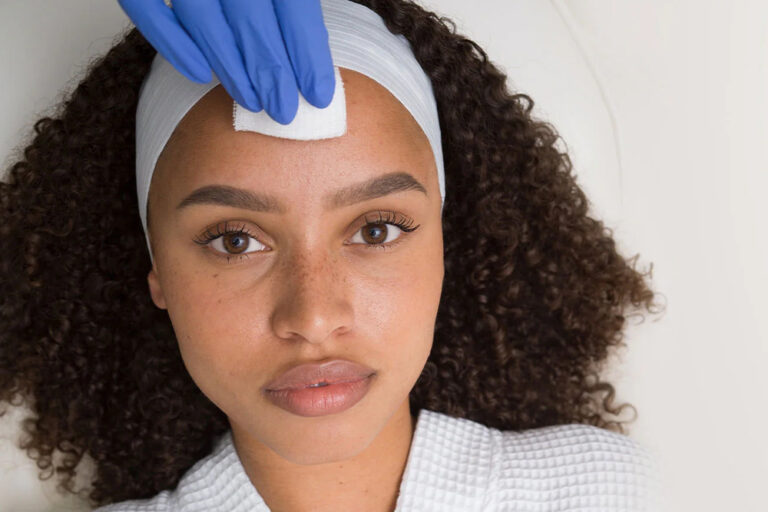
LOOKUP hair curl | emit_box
[0,0,664,507]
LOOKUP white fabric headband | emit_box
[136,0,445,265]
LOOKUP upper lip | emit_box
[264,358,376,391]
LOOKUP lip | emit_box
[264,374,375,417]
[264,359,376,391]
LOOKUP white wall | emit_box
[1,1,765,510]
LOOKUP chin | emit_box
[267,412,383,466]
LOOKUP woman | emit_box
[0,0,663,510]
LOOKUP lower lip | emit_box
[264,374,375,417]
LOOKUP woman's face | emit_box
[145,68,444,465]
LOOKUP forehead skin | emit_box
[147,67,438,237]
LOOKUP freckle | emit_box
[213,273,219,278]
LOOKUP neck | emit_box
[233,400,417,512]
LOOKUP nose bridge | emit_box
[289,242,338,293]
[271,242,352,343]
[293,257,326,301]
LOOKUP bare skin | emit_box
[144,68,444,512]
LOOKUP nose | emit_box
[270,248,354,345]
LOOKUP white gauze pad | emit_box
[233,66,347,139]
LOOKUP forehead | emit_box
[151,68,435,211]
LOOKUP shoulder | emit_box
[91,491,171,512]
[493,423,662,511]
[497,421,653,461]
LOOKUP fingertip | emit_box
[308,71,336,109]
[227,79,263,112]
[268,70,299,125]
[267,104,297,125]
[234,89,263,113]
[243,98,264,113]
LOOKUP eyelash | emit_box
[192,211,420,264]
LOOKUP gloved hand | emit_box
[118,0,336,125]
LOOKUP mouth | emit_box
[280,376,372,390]
[264,358,376,392]
[264,373,376,417]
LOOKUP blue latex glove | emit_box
[117,0,336,125]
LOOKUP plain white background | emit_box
[1,1,766,510]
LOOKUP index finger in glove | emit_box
[220,0,300,125]
[273,0,335,109]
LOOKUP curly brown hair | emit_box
[0,0,664,508]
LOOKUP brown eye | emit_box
[361,223,388,244]
[347,211,420,251]
[352,222,405,246]
[209,232,267,256]
[222,233,249,253]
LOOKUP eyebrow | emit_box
[175,171,428,214]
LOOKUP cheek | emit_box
[357,241,443,367]
[161,267,270,397]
